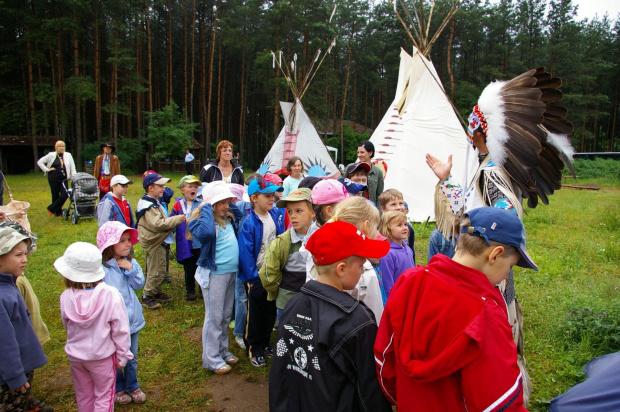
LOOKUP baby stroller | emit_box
[62,172,99,224]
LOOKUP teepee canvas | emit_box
[370,47,476,222]
[259,99,340,178]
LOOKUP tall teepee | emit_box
[370,0,475,222]
[259,15,340,178]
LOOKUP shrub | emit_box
[566,158,620,179]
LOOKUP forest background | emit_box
[1,0,619,171]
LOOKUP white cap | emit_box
[110,175,133,186]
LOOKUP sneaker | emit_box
[141,296,161,310]
[235,336,246,350]
[225,355,239,365]
[27,397,54,411]
[128,388,147,404]
[215,364,232,375]
[264,346,273,359]
[186,293,196,301]
[47,210,53,217]
[114,391,132,405]
[250,355,267,367]
[153,292,173,303]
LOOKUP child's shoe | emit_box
[264,346,273,359]
[215,364,232,375]
[186,293,196,301]
[235,335,246,349]
[250,355,267,367]
[225,355,239,365]
[153,292,173,303]
[141,296,161,310]
[27,397,54,411]
[114,391,132,405]
[128,388,147,404]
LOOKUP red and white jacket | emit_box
[374,254,528,411]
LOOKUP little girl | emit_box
[379,211,415,299]
[56,242,133,412]
[188,181,240,375]
[96,221,147,405]
[282,156,305,198]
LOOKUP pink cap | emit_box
[311,179,349,205]
[96,221,139,252]
[263,173,283,186]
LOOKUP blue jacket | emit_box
[97,192,135,228]
[0,273,47,390]
[188,202,244,271]
[238,208,285,284]
[102,258,146,334]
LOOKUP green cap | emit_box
[0,227,31,256]
[178,175,202,188]
[276,188,313,208]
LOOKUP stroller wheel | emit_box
[71,212,79,225]
[62,208,70,220]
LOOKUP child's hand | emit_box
[117,258,133,271]
[11,382,30,393]
[117,360,124,369]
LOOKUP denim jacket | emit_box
[102,258,146,334]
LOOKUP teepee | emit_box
[259,15,340,178]
[370,0,475,222]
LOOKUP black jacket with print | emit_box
[269,280,391,412]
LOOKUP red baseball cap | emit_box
[306,220,390,266]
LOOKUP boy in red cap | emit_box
[269,220,391,412]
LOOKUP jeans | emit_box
[116,332,140,393]
[233,274,247,337]
[48,178,68,216]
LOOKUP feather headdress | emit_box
[475,67,575,208]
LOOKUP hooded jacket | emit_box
[379,240,415,298]
[60,283,133,367]
[200,159,244,185]
[135,195,184,253]
[374,254,527,411]
[102,258,145,335]
[97,192,135,228]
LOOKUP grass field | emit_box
[3,172,619,411]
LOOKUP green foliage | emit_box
[82,137,144,174]
[64,75,96,103]
[326,124,370,165]
[568,158,620,179]
[561,304,620,355]
[143,102,198,161]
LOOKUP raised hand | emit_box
[425,154,452,181]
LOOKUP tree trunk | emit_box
[199,4,207,160]
[167,0,173,105]
[238,32,246,163]
[216,31,222,142]
[73,9,83,167]
[49,42,59,136]
[190,0,196,124]
[447,20,455,102]
[183,0,188,113]
[206,1,219,153]
[35,41,50,136]
[340,43,353,153]
[25,0,37,166]
[94,3,102,141]
[145,0,153,113]
[135,13,143,137]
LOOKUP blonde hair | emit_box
[332,197,380,238]
[186,202,235,240]
[55,140,66,150]
[378,189,403,208]
[379,211,408,241]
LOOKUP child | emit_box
[427,216,461,263]
[378,211,415,299]
[238,176,285,367]
[56,242,133,412]
[338,177,367,197]
[269,220,391,412]
[282,156,305,198]
[97,174,135,227]
[378,188,415,252]
[260,188,315,319]
[188,181,240,375]
[171,175,203,300]
[0,227,48,411]
[136,172,185,309]
[265,172,290,228]
[96,221,148,404]
[311,179,348,227]
[344,162,370,188]
[374,207,535,411]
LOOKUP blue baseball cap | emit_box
[248,176,284,196]
[338,177,367,195]
[461,207,538,271]
[143,173,171,189]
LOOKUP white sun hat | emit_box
[201,181,237,205]
[54,242,105,283]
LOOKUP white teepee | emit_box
[259,99,340,177]
[370,47,477,222]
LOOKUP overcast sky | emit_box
[563,0,619,21]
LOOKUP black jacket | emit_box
[269,280,391,412]
[199,159,244,185]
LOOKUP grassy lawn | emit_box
[3,172,619,411]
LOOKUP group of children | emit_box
[2,157,535,411]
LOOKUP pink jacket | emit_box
[60,283,133,367]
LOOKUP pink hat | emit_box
[311,179,349,205]
[96,221,139,252]
[263,173,283,186]
[228,183,245,202]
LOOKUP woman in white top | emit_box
[37,140,76,217]
[282,156,305,198]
